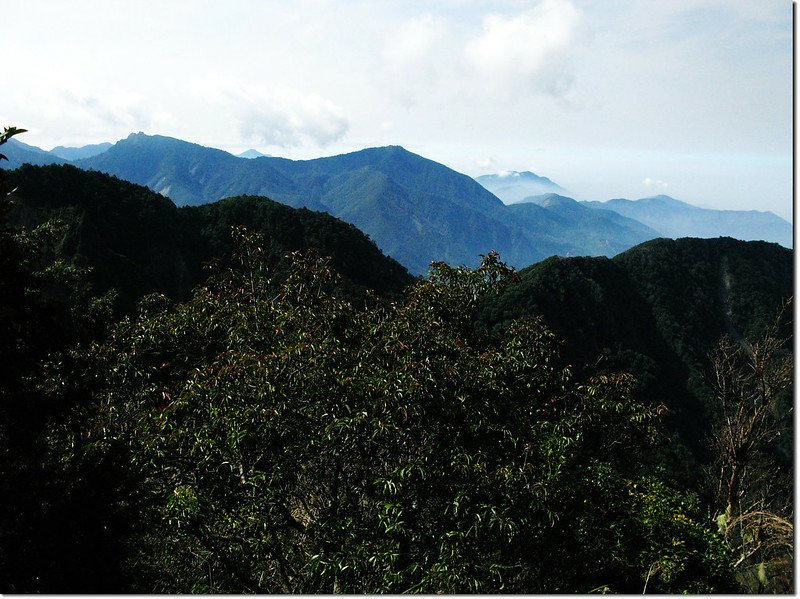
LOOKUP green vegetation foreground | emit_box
[51,239,737,592]
[0,127,789,593]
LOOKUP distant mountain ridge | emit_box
[504,193,660,257]
[476,170,569,204]
[3,138,68,168]
[68,133,661,273]
[50,142,113,160]
[2,133,791,272]
[583,195,792,249]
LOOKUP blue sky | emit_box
[3,0,793,219]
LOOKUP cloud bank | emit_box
[190,76,349,148]
[643,177,669,191]
[19,81,160,143]
[383,13,445,72]
[377,0,584,106]
[464,0,583,98]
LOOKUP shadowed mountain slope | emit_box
[477,236,793,484]
[6,164,412,313]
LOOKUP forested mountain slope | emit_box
[6,133,789,273]
[70,133,664,273]
[1,142,791,593]
[73,134,516,273]
[477,236,793,480]
[506,194,659,257]
[5,164,412,312]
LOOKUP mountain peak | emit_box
[50,142,113,160]
[107,133,237,160]
[7,138,50,155]
[237,149,270,159]
[638,194,685,205]
[494,170,552,182]
[356,144,412,157]
[475,170,568,204]
[121,132,195,146]
[529,193,578,207]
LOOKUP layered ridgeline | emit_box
[2,138,112,165]
[50,142,113,161]
[475,170,570,203]
[73,134,666,273]
[1,135,662,273]
[3,138,69,167]
[5,164,412,313]
[477,236,793,483]
[583,195,793,249]
[2,152,792,593]
[4,134,792,274]
[9,162,790,475]
[475,170,792,249]
[506,193,660,257]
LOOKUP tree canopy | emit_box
[77,237,735,593]
[0,129,789,593]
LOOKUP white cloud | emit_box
[238,88,349,148]
[17,80,164,144]
[189,76,349,148]
[379,13,456,106]
[474,156,495,170]
[57,89,151,130]
[642,177,669,190]
[383,13,445,71]
[464,0,583,99]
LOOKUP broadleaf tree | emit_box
[87,229,735,593]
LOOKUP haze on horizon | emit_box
[3,0,792,220]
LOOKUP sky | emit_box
[3,0,794,219]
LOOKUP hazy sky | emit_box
[4,0,793,219]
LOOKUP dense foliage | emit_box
[77,241,732,593]
[0,128,133,592]
[478,239,793,485]
[5,164,412,313]
[0,136,791,593]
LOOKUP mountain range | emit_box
[583,195,793,248]
[3,134,791,274]
[475,170,570,203]
[7,160,791,489]
[50,142,113,161]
